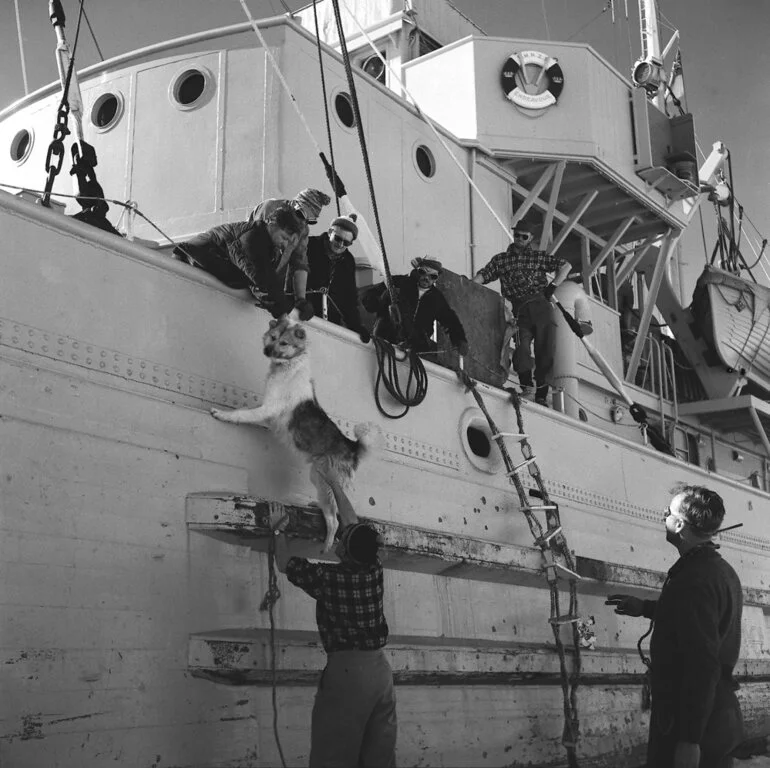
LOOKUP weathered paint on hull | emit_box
[2,196,769,767]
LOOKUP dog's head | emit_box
[262,315,308,361]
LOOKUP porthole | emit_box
[170,67,214,110]
[459,408,502,474]
[334,92,356,128]
[414,144,436,179]
[10,128,33,164]
[90,92,124,132]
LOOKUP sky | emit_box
[2,0,769,283]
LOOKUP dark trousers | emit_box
[646,681,743,768]
[310,649,397,768]
[513,295,557,385]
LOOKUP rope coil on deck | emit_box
[457,371,582,767]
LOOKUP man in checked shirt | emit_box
[275,469,397,768]
[473,220,571,405]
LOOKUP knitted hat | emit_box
[411,256,443,275]
[292,188,331,223]
[513,220,535,234]
[330,213,358,240]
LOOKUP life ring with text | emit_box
[500,50,564,111]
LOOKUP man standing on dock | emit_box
[274,471,397,768]
[606,485,744,768]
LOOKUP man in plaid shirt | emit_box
[473,220,571,405]
[275,472,396,767]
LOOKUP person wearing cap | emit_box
[472,220,571,405]
[605,485,743,768]
[304,213,370,343]
[250,188,332,309]
[363,257,468,358]
[274,467,397,768]
[172,204,312,318]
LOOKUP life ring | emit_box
[500,50,564,111]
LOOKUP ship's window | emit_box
[10,129,33,163]
[466,426,491,458]
[91,92,124,132]
[415,145,436,179]
[334,92,356,128]
[459,408,501,474]
[171,68,212,109]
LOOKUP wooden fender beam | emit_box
[185,493,770,608]
[187,627,770,688]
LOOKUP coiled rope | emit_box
[372,337,428,419]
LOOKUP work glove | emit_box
[457,339,469,357]
[320,152,347,198]
[294,298,315,321]
[543,282,556,300]
[358,328,371,344]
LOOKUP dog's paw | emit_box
[210,408,226,420]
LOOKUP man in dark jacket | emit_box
[173,205,313,319]
[363,257,468,358]
[305,213,370,342]
[606,485,744,768]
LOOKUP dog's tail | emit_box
[353,421,384,460]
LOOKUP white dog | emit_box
[211,315,379,550]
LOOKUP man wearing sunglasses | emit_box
[606,485,743,768]
[363,257,468,359]
[304,214,370,343]
[472,220,571,405]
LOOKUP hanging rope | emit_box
[328,0,395,299]
[337,0,514,245]
[82,3,105,62]
[372,338,428,419]
[456,372,582,767]
[312,0,341,217]
[259,504,290,768]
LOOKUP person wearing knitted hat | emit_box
[250,188,332,318]
[473,219,571,406]
[363,256,468,358]
[304,213,370,343]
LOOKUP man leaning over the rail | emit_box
[606,484,744,768]
[274,468,397,768]
[472,220,570,406]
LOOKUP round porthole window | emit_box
[334,92,356,128]
[415,144,436,179]
[90,92,124,132]
[170,68,213,110]
[459,408,502,474]
[10,128,33,164]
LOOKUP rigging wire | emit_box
[82,3,105,62]
[540,0,551,40]
[566,2,611,42]
[311,0,341,216]
[13,0,29,95]
[336,0,514,243]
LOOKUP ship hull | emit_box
[2,192,769,767]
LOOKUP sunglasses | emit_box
[513,232,533,242]
[417,268,439,280]
[331,233,353,246]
